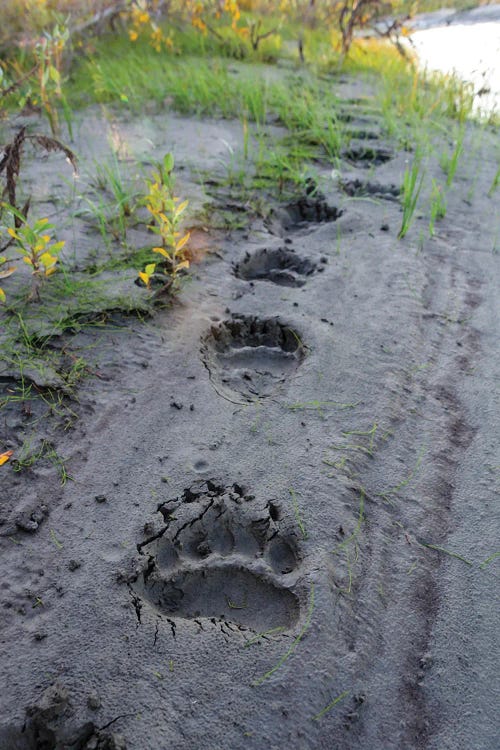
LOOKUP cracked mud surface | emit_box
[1,71,499,750]
[134,481,301,630]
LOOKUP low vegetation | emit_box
[0,0,497,469]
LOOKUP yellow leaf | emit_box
[0,288,5,303]
[175,200,189,217]
[153,247,170,259]
[23,257,33,266]
[158,213,172,226]
[0,266,16,279]
[175,260,190,271]
[7,228,17,238]
[40,252,57,269]
[0,450,13,466]
[175,232,191,252]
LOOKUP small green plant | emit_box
[12,437,71,485]
[439,127,464,187]
[429,180,447,236]
[0,128,76,301]
[87,155,138,241]
[34,22,72,137]
[3,207,65,301]
[398,153,425,239]
[138,154,190,292]
[488,164,500,198]
[81,154,137,249]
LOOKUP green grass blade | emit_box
[252,584,315,687]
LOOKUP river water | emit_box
[408,4,500,116]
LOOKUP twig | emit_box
[0,64,39,101]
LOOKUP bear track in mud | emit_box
[200,315,305,403]
[234,246,320,287]
[279,195,343,230]
[342,144,393,167]
[340,178,400,202]
[134,481,301,631]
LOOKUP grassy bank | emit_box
[0,1,498,449]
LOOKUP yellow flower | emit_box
[192,17,207,33]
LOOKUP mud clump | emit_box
[0,683,126,750]
[234,246,318,287]
[200,315,305,402]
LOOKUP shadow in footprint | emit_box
[278,195,343,231]
[143,565,299,630]
[234,246,318,287]
[265,178,343,236]
[200,315,305,403]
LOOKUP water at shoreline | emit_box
[408,5,500,116]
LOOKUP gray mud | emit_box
[0,73,499,750]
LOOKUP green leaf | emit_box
[49,65,60,84]
[163,153,174,173]
[33,218,51,232]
